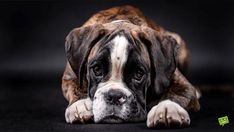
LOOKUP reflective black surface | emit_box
[0,83,233,131]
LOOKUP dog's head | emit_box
[65,22,179,123]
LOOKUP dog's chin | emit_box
[99,115,124,123]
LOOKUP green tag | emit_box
[218,116,229,126]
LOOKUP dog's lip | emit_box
[99,115,124,123]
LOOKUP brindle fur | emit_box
[62,5,200,111]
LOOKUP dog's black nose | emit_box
[105,89,126,105]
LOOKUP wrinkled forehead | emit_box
[87,32,150,67]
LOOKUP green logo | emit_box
[218,116,229,126]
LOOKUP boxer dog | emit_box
[62,5,200,128]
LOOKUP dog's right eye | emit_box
[93,65,103,76]
[134,68,144,81]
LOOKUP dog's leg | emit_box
[147,68,200,128]
[62,62,93,123]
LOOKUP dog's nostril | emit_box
[105,89,126,105]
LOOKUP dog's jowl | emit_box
[62,5,200,128]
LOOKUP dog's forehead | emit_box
[87,41,102,63]
[109,35,129,80]
[88,33,150,67]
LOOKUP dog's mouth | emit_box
[99,115,124,123]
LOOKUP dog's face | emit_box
[87,33,151,122]
[65,23,178,123]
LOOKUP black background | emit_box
[0,0,233,131]
[0,0,234,85]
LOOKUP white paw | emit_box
[147,100,190,128]
[65,98,93,123]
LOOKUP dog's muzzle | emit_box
[92,82,145,123]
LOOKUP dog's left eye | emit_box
[93,65,103,76]
[134,68,144,81]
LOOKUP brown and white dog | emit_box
[62,5,200,128]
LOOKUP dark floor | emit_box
[0,76,233,132]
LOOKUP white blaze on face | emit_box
[92,35,132,123]
[110,35,129,81]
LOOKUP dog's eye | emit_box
[93,65,103,76]
[134,68,144,81]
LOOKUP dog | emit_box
[62,5,200,128]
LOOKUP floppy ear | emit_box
[65,24,107,88]
[137,28,180,97]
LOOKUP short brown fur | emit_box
[62,5,199,111]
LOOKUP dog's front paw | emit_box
[147,100,190,128]
[65,98,93,124]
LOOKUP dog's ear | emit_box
[135,27,180,98]
[65,24,107,88]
